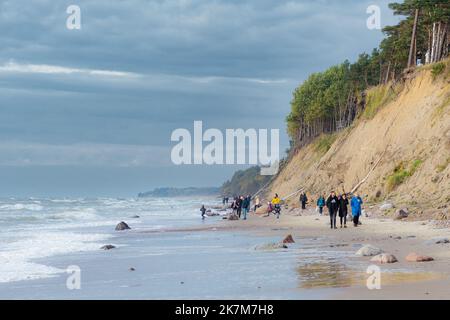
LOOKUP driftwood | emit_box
[350,149,387,194]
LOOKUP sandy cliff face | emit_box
[267,64,450,216]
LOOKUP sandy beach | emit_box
[184,206,450,300]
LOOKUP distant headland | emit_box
[138,187,220,198]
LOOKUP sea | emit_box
[0,197,349,299]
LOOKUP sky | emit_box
[0,0,400,197]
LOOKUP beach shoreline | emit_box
[186,206,450,300]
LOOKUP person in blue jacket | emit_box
[242,195,251,220]
[316,194,325,215]
[350,193,363,227]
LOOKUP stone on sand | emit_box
[101,245,116,250]
[115,221,131,231]
[394,208,409,220]
[380,203,394,211]
[370,253,398,264]
[282,234,295,244]
[425,237,450,245]
[355,244,383,256]
[405,252,434,262]
[255,243,288,251]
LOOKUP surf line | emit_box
[175,304,210,318]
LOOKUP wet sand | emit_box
[160,207,450,299]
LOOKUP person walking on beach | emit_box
[266,202,273,217]
[242,195,250,220]
[338,194,349,228]
[351,193,363,227]
[200,205,207,219]
[253,196,261,212]
[316,194,325,215]
[326,191,339,229]
[236,196,243,219]
[271,194,281,219]
[299,192,308,210]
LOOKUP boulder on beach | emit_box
[282,234,295,244]
[405,252,434,262]
[115,221,131,231]
[355,244,383,256]
[101,245,116,250]
[255,242,288,251]
[380,203,394,211]
[370,253,398,264]
[394,208,409,220]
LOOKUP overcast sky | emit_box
[0,0,399,197]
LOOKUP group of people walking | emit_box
[230,195,254,220]
[315,192,363,229]
[203,190,363,229]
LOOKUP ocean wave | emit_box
[0,231,112,283]
[0,203,44,211]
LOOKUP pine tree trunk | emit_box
[408,9,420,68]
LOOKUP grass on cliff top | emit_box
[363,83,400,120]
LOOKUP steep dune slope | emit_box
[268,64,450,215]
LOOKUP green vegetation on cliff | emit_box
[221,166,271,196]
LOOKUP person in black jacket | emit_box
[326,191,339,229]
[338,194,349,228]
[299,192,308,210]
[235,196,243,218]
[200,205,207,219]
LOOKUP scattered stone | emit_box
[115,221,131,231]
[371,253,398,264]
[228,214,239,221]
[330,244,349,248]
[101,245,116,250]
[405,252,434,262]
[282,234,295,244]
[425,237,450,245]
[129,267,136,271]
[131,215,140,218]
[180,281,184,285]
[255,243,288,251]
[380,203,394,211]
[394,208,409,220]
[394,236,402,240]
[355,244,383,256]
[406,235,416,239]
[206,211,220,217]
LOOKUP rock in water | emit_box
[101,245,116,250]
[355,244,383,256]
[405,252,434,262]
[371,254,398,264]
[115,221,131,231]
[255,243,288,251]
[282,234,295,244]
[394,208,409,220]
[380,203,394,211]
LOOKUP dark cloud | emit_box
[0,0,399,196]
